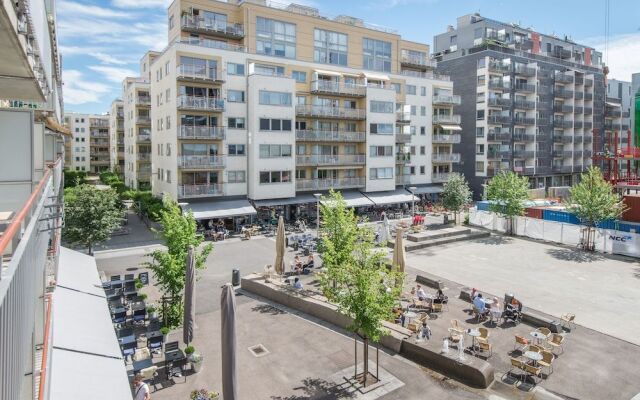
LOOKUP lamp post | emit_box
[409,186,417,218]
[313,193,321,238]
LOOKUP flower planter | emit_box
[189,353,203,373]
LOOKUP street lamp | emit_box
[313,193,322,238]
[409,186,417,218]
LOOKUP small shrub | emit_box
[185,345,195,355]
[160,326,169,335]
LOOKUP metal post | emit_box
[313,193,321,238]
[409,186,417,219]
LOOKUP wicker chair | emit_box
[477,327,490,345]
[547,333,565,354]
[514,335,529,352]
[524,364,542,385]
[538,350,555,375]
[561,313,576,330]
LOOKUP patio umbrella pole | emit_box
[354,334,357,381]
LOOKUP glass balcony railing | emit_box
[432,172,450,182]
[432,134,461,144]
[178,126,226,140]
[176,65,224,82]
[296,177,365,191]
[181,15,244,38]
[177,96,225,111]
[433,94,461,105]
[295,105,365,120]
[310,80,366,97]
[432,114,461,124]
[178,155,226,169]
[296,154,366,166]
[295,130,365,142]
[178,183,225,198]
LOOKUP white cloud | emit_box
[367,0,438,10]
[58,0,134,18]
[88,52,129,65]
[63,70,112,105]
[88,66,137,83]
[583,32,640,82]
[111,0,169,9]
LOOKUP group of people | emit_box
[471,289,523,323]
[291,254,314,275]
[409,284,448,305]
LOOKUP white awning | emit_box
[361,72,390,81]
[253,194,317,207]
[57,247,105,297]
[439,124,462,131]
[184,199,257,219]
[363,189,418,205]
[321,190,374,208]
[314,69,342,77]
[412,185,444,194]
[606,101,621,107]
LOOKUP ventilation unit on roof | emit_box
[286,3,320,17]
[334,15,364,27]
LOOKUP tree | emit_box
[63,169,87,188]
[565,166,626,251]
[63,184,122,254]
[442,173,472,224]
[144,198,212,327]
[485,171,530,234]
[318,190,403,387]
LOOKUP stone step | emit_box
[403,230,490,251]
[406,227,472,242]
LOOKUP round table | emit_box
[405,311,418,325]
[523,350,543,365]
[530,331,548,345]
[466,329,481,353]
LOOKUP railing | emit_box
[488,97,511,107]
[554,89,574,99]
[117,111,124,118]
[137,134,151,143]
[575,76,584,85]
[396,153,411,163]
[136,96,151,105]
[295,130,365,142]
[432,114,461,124]
[432,172,450,182]
[488,80,510,90]
[138,153,151,161]
[401,54,436,68]
[487,130,511,141]
[514,83,536,92]
[584,150,592,157]
[117,122,124,130]
[296,154,366,166]
[575,92,584,100]
[0,159,62,400]
[554,104,573,113]
[584,135,593,143]
[554,73,574,84]
[432,134,461,144]
[553,119,573,129]
[181,15,244,37]
[433,94,461,105]
[553,165,573,173]
[585,79,594,87]
[177,96,225,111]
[396,111,411,122]
[178,183,225,198]
[89,119,109,128]
[310,80,366,97]
[395,133,412,143]
[513,133,535,142]
[178,155,226,168]
[574,106,583,114]
[90,131,109,138]
[137,116,151,125]
[514,65,536,76]
[608,110,622,117]
[400,70,451,81]
[552,135,564,143]
[488,61,511,73]
[584,107,593,115]
[138,170,152,180]
[432,153,461,162]
[296,177,365,191]
[295,105,365,120]
[514,100,535,109]
[395,175,411,185]
[513,150,535,158]
[177,37,247,53]
[514,116,535,125]
[574,121,583,129]
[176,65,222,82]
[488,115,512,124]
[178,126,226,140]
[584,93,593,101]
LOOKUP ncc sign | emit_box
[609,235,633,242]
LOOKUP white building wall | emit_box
[65,113,91,172]
[365,86,396,192]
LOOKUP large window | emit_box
[370,167,393,179]
[369,146,393,157]
[227,117,245,129]
[259,90,292,106]
[228,144,245,156]
[363,38,392,72]
[179,56,216,78]
[259,170,292,184]
[227,62,245,76]
[370,100,394,113]
[181,143,218,156]
[259,144,292,158]
[228,170,246,183]
[259,118,292,131]
[256,17,296,58]
[227,90,245,103]
[370,123,394,134]
[314,28,347,66]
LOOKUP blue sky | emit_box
[59,0,640,114]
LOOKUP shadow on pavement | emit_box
[251,304,286,315]
[474,236,513,246]
[270,377,356,400]
[545,248,603,263]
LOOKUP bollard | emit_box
[232,268,240,286]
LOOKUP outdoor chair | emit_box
[514,335,529,352]
[450,319,463,332]
[167,357,188,382]
[546,334,565,354]
[147,321,162,333]
[121,341,136,361]
[478,341,492,358]
[133,347,151,362]
[111,275,122,281]
[430,302,443,315]
[506,358,526,384]
[528,344,543,353]
[123,281,137,296]
[524,364,542,385]
[538,350,555,375]
[117,327,133,339]
[448,328,463,348]
[536,327,551,337]
[112,311,127,326]
[477,328,490,345]
[165,341,179,353]
[133,309,147,324]
[473,306,488,322]
[561,313,576,330]
[148,335,164,356]
[407,322,419,332]
[124,274,135,282]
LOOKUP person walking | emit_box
[133,374,150,400]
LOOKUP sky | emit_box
[59,0,640,114]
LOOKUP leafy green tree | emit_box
[63,185,122,254]
[486,171,530,234]
[318,190,403,386]
[63,169,87,188]
[144,198,213,327]
[565,166,626,251]
[442,173,472,224]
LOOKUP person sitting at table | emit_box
[303,254,314,270]
[416,285,428,301]
[473,293,489,315]
[293,277,303,290]
[434,289,448,304]
[292,255,303,274]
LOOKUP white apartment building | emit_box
[147,0,459,219]
[64,113,110,174]
[109,99,125,174]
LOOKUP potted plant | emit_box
[190,389,219,400]
[139,293,148,300]
[147,305,158,319]
[185,345,204,373]
[160,326,169,341]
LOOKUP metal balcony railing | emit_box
[396,111,411,123]
[584,107,593,115]
[310,80,366,97]
[136,96,151,105]
[295,130,365,142]
[554,88,574,99]
[574,106,583,114]
[432,153,461,163]
[433,114,461,124]
[584,93,593,101]
[296,177,365,191]
[295,105,365,120]
[89,119,109,128]
[513,133,535,142]
[295,154,366,166]
[488,61,511,73]
[554,104,573,113]
[554,72,574,84]
[432,134,461,144]
[176,65,223,82]
[514,100,535,110]
[138,170,152,180]
[395,175,411,185]
[178,126,226,140]
[608,110,622,117]
[514,65,536,76]
[574,121,583,129]
[137,116,151,125]
[177,37,246,53]
[553,119,573,129]
[553,165,573,173]
[585,79,594,87]
[575,92,584,100]
[181,15,244,38]
[138,153,151,161]
[178,183,225,198]
[584,122,593,129]
[584,135,593,143]
[433,94,461,105]
[513,150,535,158]
[488,115,512,124]
[552,135,564,143]
[137,134,151,143]
[514,116,535,125]
[177,96,225,111]
[396,153,411,163]
[432,172,450,182]
[488,80,510,90]
[487,129,511,141]
[514,83,536,92]
[488,97,511,107]
[575,76,584,85]
[400,54,436,68]
[178,155,226,168]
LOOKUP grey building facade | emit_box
[433,14,605,197]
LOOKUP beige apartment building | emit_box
[64,112,110,173]
[147,0,460,218]
[109,99,125,174]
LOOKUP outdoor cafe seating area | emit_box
[103,274,190,390]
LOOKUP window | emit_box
[166,170,171,183]
[228,117,245,129]
[391,83,401,94]
[476,161,485,172]
[450,35,457,44]
[166,116,171,129]
[476,110,485,120]
[166,88,171,103]
[476,144,485,155]
[165,61,170,75]
[228,144,246,156]
[477,75,486,86]
[292,70,307,83]
[410,146,416,155]
[169,15,174,29]
[228,170,246,183]
[227,90,245,103]
[370,100,394,113]
[411,105,417,115]
[420,106,426,116]
[259,90,292,106]
[410,126,416,135]
[420,126,426,135]
[259,170,292,184]
[370,167,393,179]
[476,92,485,103]
[314,28,348,65]
[370,123,394,134]
[406,85,416,95]
[256,17,296,58]
[363,38,391,72]
[420,165,426,174]
[259,144,292,158]
[410,166,416,175]
[227,63,245,75]
[369,146,393,157]
[476,127,484,137]
[166,143,171,156]
[420,146,425,155]
[259,118,293,131]
[421,86,426,96]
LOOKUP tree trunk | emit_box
[88,242,93,256]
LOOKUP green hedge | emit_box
[64,170,87,188]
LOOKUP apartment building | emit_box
[123,52,158,190]
[109,99,125,174]
[433,13,605,197]
[605,79,633,149]
[149,0,458,217]
[64,113,110,173]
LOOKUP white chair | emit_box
[133,347,151,362]
[139,365,158,390]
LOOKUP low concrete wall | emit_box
[415,274,444,290]
[242,274,495,388]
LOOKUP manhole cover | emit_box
[248,344,269,357]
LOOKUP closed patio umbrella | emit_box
[392,227,406,274]
[274,216,285,276]
[379,214,390,244]
[221,283,237,400]
[183,246,196,345]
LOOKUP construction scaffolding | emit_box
[594,127,640,186]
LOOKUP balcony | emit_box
[432,134,461,144]
[488,97,511,107]
[178,126,226,140]
[432,172,450,182]
[395,175,411,185]
[585,79,594,87]
[138,153,151,161]
[296,177,365,191]
[514,116,535,125]
[90,119,110,128]
[178,155,226,169]
[573,151,583,159]
[574,121,583,129]
[401,54,436,69]
[488,115,512,125]
[487,130,511,141]
[296,105,366,120]
[177,96,224,112]
[137,116,151,125]
[622,124,630,130]
[574,106,583,114]
[513,133,535,142]
[138,170,152,181]
[514,100,535,110]
[553,165,573,173]
[584,135,593,143]
[178,183,225,198]
[562,151,574,157]
[395,153,411,164]
[575,92,584,100]
[562,136,574,143]
[136,96,151,106]
[395,133,413,143]
[177,37,247,53]
[584,107,593,115]
[554,72,574,84]
[432,114,461,124]
[608,110,622,118]
[554,88,574,99]
[295,130,365,142]
[181,15,244,39]
[514,82,536,93]
[487,150,510,160]
[604,121,614,130]
[552,48,572,59]
[552,150,564,158]
[488,80,510,90]
[433,94,462,105]
[584,150,592,157]
[396,111,411,124]
[514,65,536,76]
[90,131,109,138]
[310,80,367,97]
[513,150,535,158]
[488,61,511,73]
[554,104,573,113]
[136,134,151,143]
[553,119,573,129]
[432,153,461,163]
[584,93,593,101]
[575,76,584,85]
[296,154,366,166]
[176,65,224,83]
